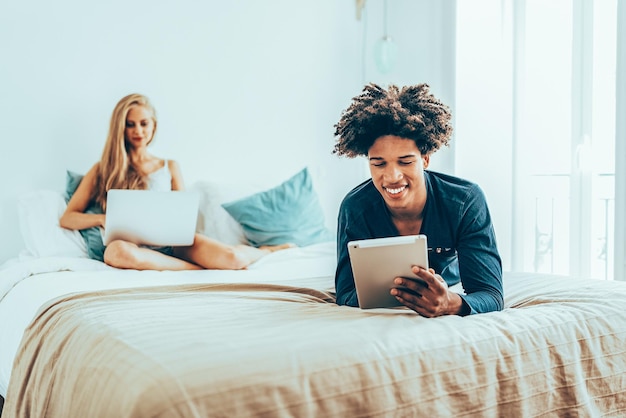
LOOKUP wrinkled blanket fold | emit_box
[3,273,626,417]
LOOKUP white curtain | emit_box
[614,0,626,281]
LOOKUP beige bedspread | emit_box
[3,272,626,417]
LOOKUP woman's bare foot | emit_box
[259,243,297,253]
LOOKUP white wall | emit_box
[360,0,457,172]
[0,1,456,264]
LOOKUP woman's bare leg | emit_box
[104,240,202,271]
[175,234,294,270]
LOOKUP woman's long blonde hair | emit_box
[92,93,157,210]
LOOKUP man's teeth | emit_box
[386,186,406,195]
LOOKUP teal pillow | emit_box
[65,170,84,202]
[65,170,106,261]
[221,168,333,247]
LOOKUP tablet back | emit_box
[103,189,199,247]
[347,235,429,309]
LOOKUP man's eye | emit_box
[371,162,385,167]
[399,161,414,166]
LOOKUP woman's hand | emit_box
[390,266,465,317]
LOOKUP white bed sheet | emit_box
[0,242,337,397]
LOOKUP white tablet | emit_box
[347,234,429,309]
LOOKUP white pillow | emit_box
[191,181,248,246]
[17,190,89,258]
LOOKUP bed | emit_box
[1,170,626,417]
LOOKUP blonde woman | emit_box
[60,93,292,270]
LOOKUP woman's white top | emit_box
[147,161,172,191]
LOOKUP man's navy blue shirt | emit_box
[335,170,503,315]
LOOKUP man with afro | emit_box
[333,83,503,316]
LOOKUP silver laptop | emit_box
[347,235,429,309]
[103,189,199,247]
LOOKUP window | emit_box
[513,0,617,280]
[456,0,618,280]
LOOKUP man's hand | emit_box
[390,266,465,317]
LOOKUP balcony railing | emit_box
[528,173,614,280]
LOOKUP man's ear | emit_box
[422,154,430,169]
